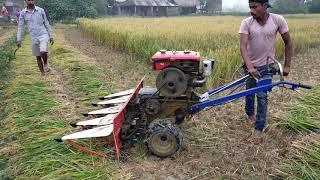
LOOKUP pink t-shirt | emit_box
[239,13,289,67]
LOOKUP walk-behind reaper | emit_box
[55,50,311,159]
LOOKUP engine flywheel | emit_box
[156,67,188,97]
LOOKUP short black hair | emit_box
[249,0,272,8]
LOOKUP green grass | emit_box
[0,33,16,83]
[277,85,320,133]
[275,133,320,180]
[275,84,320,179]
[50,45,111,105]
[0,34,115,179]
[0,32,16,120]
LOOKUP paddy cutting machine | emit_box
[55,50,311,159]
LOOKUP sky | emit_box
[222,0,250,12]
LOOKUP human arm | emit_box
[240,34,260,77]
[278,15,292,76]
[17,12,25,48]
[42,9,54,45]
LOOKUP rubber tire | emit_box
[146,119,183,158]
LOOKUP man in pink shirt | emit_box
[239,0,292,144]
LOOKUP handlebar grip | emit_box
[298,83,312,89]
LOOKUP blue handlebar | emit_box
[191,79,312,112]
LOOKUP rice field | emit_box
[77,15,320,179]
[1,15,320,179]
[278,85,320,133]
[78,15,320,86]
[276,133,320,179]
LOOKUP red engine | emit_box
[151,50,201,72]
[151,50,214,97]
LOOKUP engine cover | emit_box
[151,50,200,72]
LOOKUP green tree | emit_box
[94,0,107,15]
[270,0,308,14]
[308,0,320,13]
[36,0,105,21]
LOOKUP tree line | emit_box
[271,0,320,14]
[1,0,319,21]
[36,0,107,21]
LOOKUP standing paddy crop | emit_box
[78,15,320,86]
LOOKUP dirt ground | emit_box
[56,25,320,179]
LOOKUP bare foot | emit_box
[44,63,51,72]
[246,130,263,145]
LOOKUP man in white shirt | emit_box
[17,0,54,75]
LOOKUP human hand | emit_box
[248,68,260,78]
[17,41,21,48]
[283,66,290,76]
[50,38,54,45]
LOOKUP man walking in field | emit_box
[239,0,292,144]
[17,0,54,75]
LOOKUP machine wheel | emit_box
[146,119,183,158]
[156,67,188,97]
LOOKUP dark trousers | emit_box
[244,64,272,131]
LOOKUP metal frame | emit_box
[56,57,312,159]
[191,76,312,111]
[64,77,145,160]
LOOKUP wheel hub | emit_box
[156,67,188,97]
[146,119,183,158]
